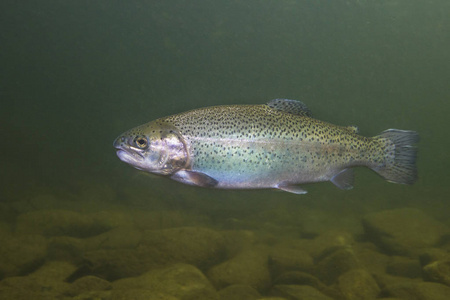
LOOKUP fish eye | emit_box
[133,135,148,149]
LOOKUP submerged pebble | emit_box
[337,269,380,300]
[207,246,271,292]
[271,284,333,300]
[423,260,450,286]
[362,208,450,256]
[218,284,261,300]
[384,282,450,300]
[0,234,47,279]
[112,263,218,300]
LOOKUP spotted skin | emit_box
[113,99,418,193]
[165,105,380,186]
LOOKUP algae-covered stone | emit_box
[92,210,135,230]
[112,263,218,300]
[221,230,257,258]
[84,226,225,280]
[0,261,77,299]
[337,269,380,300]
[218,284,260,300]
[423,260,450,286]
[207,246,271,292]
[419,248,449,266]
[356,245,390,275]
[273,271,327,292]
[0,287,62,300]
[362,208,450,256]
[47,236,84,262]
[307,230,355,259]
[0,234,47,278]
[386,256,422,278]
[64,275,112,297]
[268,245,313,278]
[83,226,142,250]
[373,273,421,292]
[84,247,158,280]
[73,290,111,300]
[110,289,176,300]
[271,285,333,300]
[384,282,450,300]
[314,248,360,285]
[140,226,226,269]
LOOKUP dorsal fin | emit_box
[267,99,312,117]
[345,125,359,134]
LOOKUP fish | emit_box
[113,99,418,194]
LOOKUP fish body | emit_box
[113,99,418,194]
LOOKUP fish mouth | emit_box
[113,135,147,169]
[114,136,143,161]
[116,148,144,163]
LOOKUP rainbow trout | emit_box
[113,99,418,194]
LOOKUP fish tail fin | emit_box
[372,129,419,185]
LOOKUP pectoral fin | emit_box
[171,170,218,187]
[331,168,354,190]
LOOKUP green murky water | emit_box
[1,1,449,299]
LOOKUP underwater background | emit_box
[1,0,449,299]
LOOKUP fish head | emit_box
[113,121,189,175]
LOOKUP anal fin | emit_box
[331,168,354,190]
[276,184,308,194]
